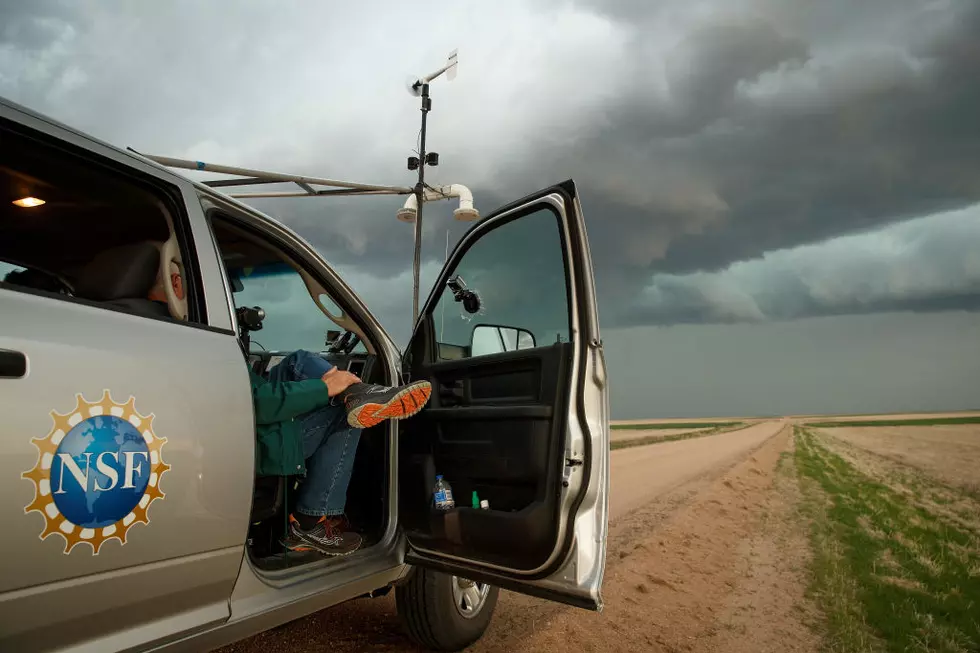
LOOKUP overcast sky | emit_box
[3,0,979,417]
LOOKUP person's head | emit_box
[148,258,184,304]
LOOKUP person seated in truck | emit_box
[147,256,182,316]
[144,249,432,556]
[251,349,432,556]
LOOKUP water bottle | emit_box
[432,475,455,511]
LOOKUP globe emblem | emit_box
[49,416,151,528]
[23,390,169,553]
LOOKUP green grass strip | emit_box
[610,423,745,451]
[610,421,742,431]
[795,427,980,652]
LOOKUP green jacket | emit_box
[249,369,332,476]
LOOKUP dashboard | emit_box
[249,350,375,380]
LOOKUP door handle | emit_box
[0,349,27,378]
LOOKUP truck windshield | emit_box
[230,261,364,353]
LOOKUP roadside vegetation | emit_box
[610,422,745,451]
[806,416,980,428]
[795,427,980,652]
[611,421,743,431]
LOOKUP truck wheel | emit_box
[396,568,499,651]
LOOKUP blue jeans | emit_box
[266,349,362,517]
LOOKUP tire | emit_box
[396,567,499,651]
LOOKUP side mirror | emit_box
[470,324,536,357]
[230,276,245,293]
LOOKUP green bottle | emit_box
[471,490,480,509]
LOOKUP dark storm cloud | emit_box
[663,17,808,128]
[619,202,980,326]
[576,0,980,275]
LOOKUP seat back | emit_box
[250,476,285,523]
[74,241,160,301]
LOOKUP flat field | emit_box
[815,424,980,495]
[800,411,980,425]
[796,424,980,652]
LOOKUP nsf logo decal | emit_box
[22,391,170,554]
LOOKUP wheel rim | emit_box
[451,576,491,619]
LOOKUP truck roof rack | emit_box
[127,150,414,199]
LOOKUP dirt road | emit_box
[477,422,816,653]
[218,420,792,653]
[608,420,785,517]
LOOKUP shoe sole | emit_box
[347,381,432,429]
[283,535,362,557]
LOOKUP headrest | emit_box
[74,241,161,301]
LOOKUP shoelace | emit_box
[344,385,392,408]
[303,520,342,545]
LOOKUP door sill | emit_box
[246,539,396,587]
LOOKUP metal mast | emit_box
[411,81,431,324]
[407,49,457,324]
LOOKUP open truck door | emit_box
[399,180,610,610]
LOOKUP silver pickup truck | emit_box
[0,96,610,652]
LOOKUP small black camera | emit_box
[447,275,481,314]
[236,305,265,332]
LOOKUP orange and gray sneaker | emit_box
[282,515,362,556]
[341,380,432,429]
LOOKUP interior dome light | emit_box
[13,197,45,208]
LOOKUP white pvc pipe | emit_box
[396,184,479,222]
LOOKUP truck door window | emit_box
[0,124,202,324]
[431,207,570,360]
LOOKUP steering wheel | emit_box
[160,237,188,320]
[3,267,74,296]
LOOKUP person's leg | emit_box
[266,349,334,383]
[267,349,357,515]
[282,405,363,555]
[262,351,430,554]
[295,408,362,519]
[267,349,434,430]
[273,350,360,517]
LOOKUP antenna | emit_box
[407,49,458,326]
[440,228,449,342]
